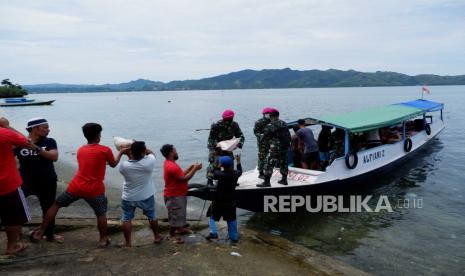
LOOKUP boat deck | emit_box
[237,167,324,190]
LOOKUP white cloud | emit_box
[0,0,464,84]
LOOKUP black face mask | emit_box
[223,119,233,125]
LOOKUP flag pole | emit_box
[421,85,431,99]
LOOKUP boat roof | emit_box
[288,99,443,133]
[396,99,444,112]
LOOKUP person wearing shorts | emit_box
[31,123,125,248]
[164,196,187,228]
[0,117,30,255]
[160,144,202,243]
[118,141,160,246]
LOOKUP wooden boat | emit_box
[188,99,445,212]
[0,98,55,107]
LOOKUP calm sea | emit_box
[2,86,464,275]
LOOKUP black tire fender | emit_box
[404,138,413,152]
[345,151,358,169]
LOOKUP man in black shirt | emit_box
[15,118,63,243]
[206,155,242,244]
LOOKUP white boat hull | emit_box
[225,119,445,211]
[238,119,444,189]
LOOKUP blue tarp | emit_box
[396,99,443,112]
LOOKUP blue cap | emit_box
[219,156,233,167]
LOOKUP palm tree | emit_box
[1,79,13,87]
[0,79,28,98]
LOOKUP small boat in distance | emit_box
[0,97,55,107]
[188,99,445,212]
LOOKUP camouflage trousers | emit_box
[207,150,234,180]
[263,146,289,177]
[257,142,267,172]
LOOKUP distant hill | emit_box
[24,69,465,93]
[25,79,164,93]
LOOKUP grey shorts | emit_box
[164,196,187,228]
[56,190,108,217]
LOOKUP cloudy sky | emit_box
[1,0,464,84]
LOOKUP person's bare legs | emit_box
[149,219,161,243]
[5,226,26,255]
[169,226,184,244]
[175,227,192,235]
[310,160,319,170]
[169,226,176,237]
[122,220,132,247]
[97,215,109,247]
[32,203,60,240]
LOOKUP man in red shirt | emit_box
[0,117,30,255]
[160,144,202,243]
[31,123,125,247]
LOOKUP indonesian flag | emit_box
[422,86,431,94]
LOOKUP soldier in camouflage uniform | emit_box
[257,109,291,187]
[207,109,245,185]
[253,108,272,179]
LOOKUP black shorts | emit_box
[303,151,319,164]
[207,201,236,222]
[0,188,31,226]
[22,178,57,197]
[56,191,108,217]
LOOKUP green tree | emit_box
[0,79,28,98]
[1,79,13,87]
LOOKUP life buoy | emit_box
[404,138,412,152]
[345,151,358,169]
[425,124,431,135]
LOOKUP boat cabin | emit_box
[287,99,444,172]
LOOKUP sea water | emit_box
[3,86,464,275]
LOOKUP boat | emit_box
[0,98,55,107]
[188,99,445,212]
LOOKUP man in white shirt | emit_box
[118,141,161,246]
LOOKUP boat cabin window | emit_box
[356,114,436,150]
[379,126,402,144]
[406,116,429,137]
[354,125,402,150]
